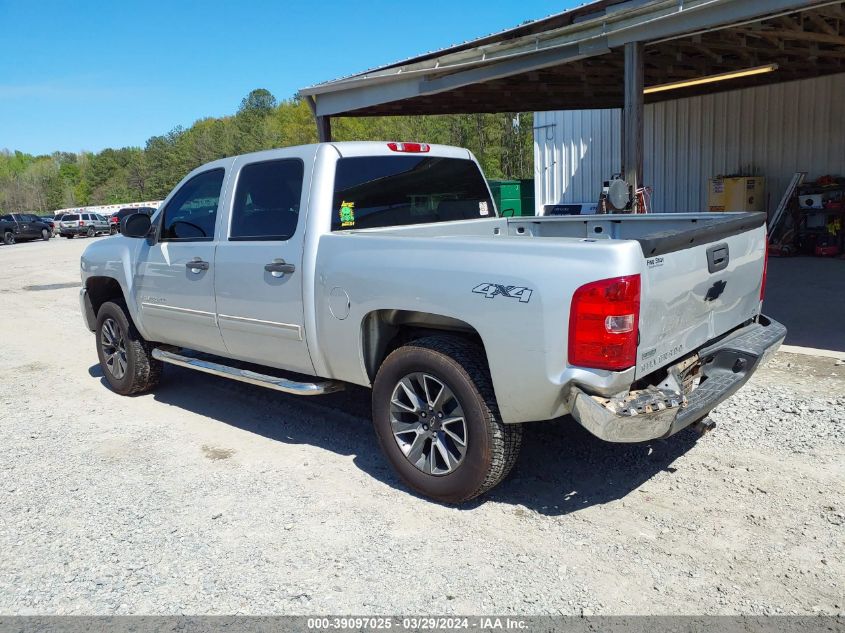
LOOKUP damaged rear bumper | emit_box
[569,315,786,443]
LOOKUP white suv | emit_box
[59,212,112,238]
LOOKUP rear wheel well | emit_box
[86,277,125,317]
[361,309,488,383]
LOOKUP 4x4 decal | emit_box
[472,283,533,303]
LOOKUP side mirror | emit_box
[501,208,515,217]
[121,213,152,238]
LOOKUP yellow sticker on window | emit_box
[339,201,355,227]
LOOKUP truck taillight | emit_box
[568,275,641,371]
[387,142,430,153]
[79,220,85,226]
[760,240,769,302]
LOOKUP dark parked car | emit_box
[38,216,57,233]
[0,213,52,244]
[110,206,156,233]
[0,217,15,245]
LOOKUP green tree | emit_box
[0,89,533,213]
[238,88,277,114]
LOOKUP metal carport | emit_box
[300,0,845,212]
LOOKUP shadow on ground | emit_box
[90,363,700,515]
[765,256,845,352]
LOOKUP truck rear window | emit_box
[62,214,79,221]
[331,156,494,231]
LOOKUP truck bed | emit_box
[506,212,766,258]
[322,211,768,416]
[368,211,765,257]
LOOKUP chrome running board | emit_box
[152,348,344,396]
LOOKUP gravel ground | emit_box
[0,237,842,616]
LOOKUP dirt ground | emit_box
[1,236,842,616]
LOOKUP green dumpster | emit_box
[520,178,535,216]
[488,180,522,217]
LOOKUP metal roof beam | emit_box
[420,42,607,101]
[647,0,836,44]
[311,75,428,118]
[312,41,610,117]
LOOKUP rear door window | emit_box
[230,159,304,241]
[331,156,494,231]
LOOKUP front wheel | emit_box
[2,231,13,245]
[95,301,162,395]
[372,335,522,503]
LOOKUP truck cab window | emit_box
[160,169,225,241]
[230,159,304,241]
[331,156,494,231]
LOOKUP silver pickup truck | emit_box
[79,141,785,503]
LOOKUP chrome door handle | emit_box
[264,260,296,277]
[186,259,209,272]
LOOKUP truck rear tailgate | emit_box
[635,221,766,378]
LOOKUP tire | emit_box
[86,227,95,238]
[372,335,522,503]
[2,231,13,245]
[41,228,50,241]
[95,300,162,395]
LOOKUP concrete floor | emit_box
[764,256,845,353]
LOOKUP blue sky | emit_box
[0,0,576,155]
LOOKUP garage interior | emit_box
[300,0,845,353]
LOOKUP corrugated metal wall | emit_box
[534,73,845,214]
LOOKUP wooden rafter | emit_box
[736,28,845,46]
[807,12,838,36]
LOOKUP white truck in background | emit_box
[78,141,785,503]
